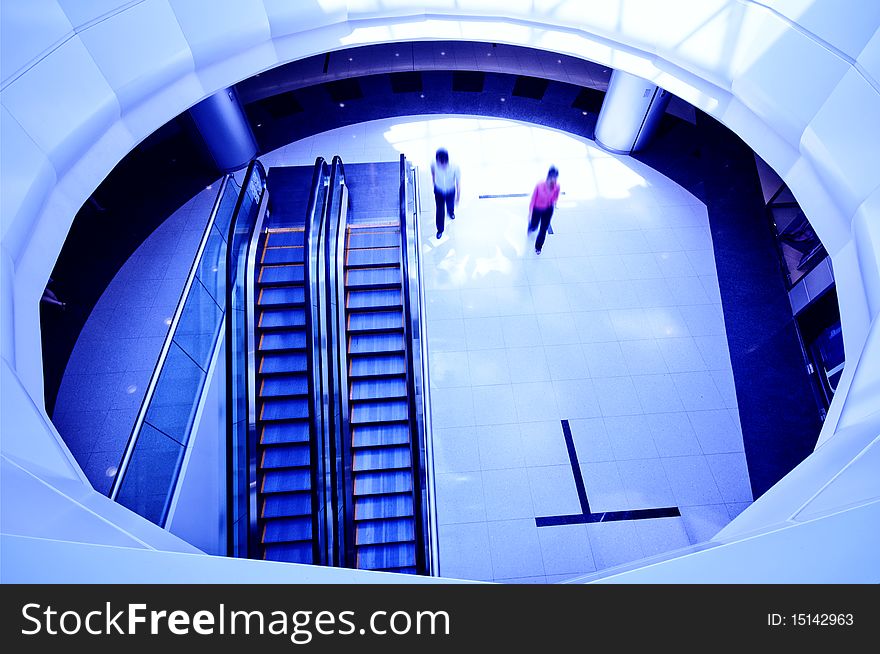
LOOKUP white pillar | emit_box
[189,88,258,172]
[594,70,672,154]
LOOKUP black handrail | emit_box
[323,155,354,568]
[225,159,268,558]
[398,154,428,574]
[302,157,330,564]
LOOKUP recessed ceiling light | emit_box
[256,123,261,127]
[339,102,345,108]
[500,97,506,102]
[440,51,445,55]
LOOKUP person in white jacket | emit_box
[430,147,461,239]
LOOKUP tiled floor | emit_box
[56,113,753,581]
[263,114,753,582]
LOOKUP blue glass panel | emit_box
[144,341,206,446]
[116,423,185,524]
[174,278,222,370]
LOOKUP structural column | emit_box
[189,87,258,172]
[594,70,672,154]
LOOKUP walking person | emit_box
[431,148,460,239]
[528,166,560,254]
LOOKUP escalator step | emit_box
[351,399,409,424]
[353,445,411,472]
[263,468,311,493]
[264,542,313,563]
[354,470,412,496]
[346,267,401,289]
[266,230,304,247]
[346,247,400,268]
[262,246,304,265]
[347,230,400,250]
[263,492,312,518]
[260,264,304,285]
[262,442,310,469]
[260,331,307,352]
[355,493,414,521]
[348,310,402,333]
[259,286,305,307]
[355,517,415,546]
[351,377,407,401]
[261,374,309,398]
[260,352,307,374]
[259,308,306,329]
[357,542,416,570]
[352,423,411,448]
[349,332,405,355]
[263,516,312,543]
[261,397,310,421]
[350,354,406,378]
[262,422,310,445]
[346,288,402,310]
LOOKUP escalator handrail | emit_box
[225,158,269,557]
[398,154,429,574]
[110,173,233,504]
[408,162,440,575]
[325,155,356,568]
[302,156,330,564]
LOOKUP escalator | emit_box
[243,161,329,564]
[344,223,417,572]
[231,156,432,574]
[331,158,427,574]
[255,225,315,562]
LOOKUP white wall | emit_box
[1,0,879,581]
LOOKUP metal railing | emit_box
[324,156,354,567]
[399,156,439,575]
[225,160,269,558]
[111,174,239,527]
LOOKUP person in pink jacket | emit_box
[528,166,560,254]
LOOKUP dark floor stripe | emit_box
[560,419,590,515]
[536,507,680,527]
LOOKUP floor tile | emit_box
[519,420,571,466]
[580,461,627,512]
[482,468,535,520]
[467,349,512,386]
[438,523,494,581]
[552,378,602,419]
[486,519,545,579]
[634,517,692,557]
[616,458,676,509]
[661,456,724,506]
[463,316,504,350]
[512,382,559,422]
[477,423,526,470]
[688,409,744,454]
[706,452,754,503]
[435,472,487,524]
[506,346,551,383]
[528,465,582,516]
[585,521,647,570]
[593,376,643,416]
[433,426,481,473]
[471,384,518,426]
[537,524,596,575]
